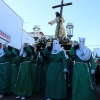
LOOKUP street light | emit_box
[23,22,32,31]
[66,22,74,39]
[33,25,41,43]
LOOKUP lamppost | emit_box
[23,22,32,31]
[33,25,41,43]
[66,22,74,39]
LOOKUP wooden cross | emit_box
[52,0,72,38]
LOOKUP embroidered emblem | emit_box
[54,50,57,53]
[81,53,84,56]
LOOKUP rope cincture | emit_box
[0,62,9,64]
[15,61,31,87]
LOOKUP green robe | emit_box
[0,48,11,94]
[14,46,32,96]
[31,52,37,93]
[9,48,18,93]
[34,56,43,93]
[70,47,96,100]
[44,48,67,99]
[41,56,49,89]
[66,58,73,87]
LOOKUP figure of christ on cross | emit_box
[48,0,72,38]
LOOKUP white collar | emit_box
[20,44,27,57]
[76,47,92,61]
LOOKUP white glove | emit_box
[45,43,47,48]
[38,52,40,57]
[72,41,74,47]
[46,98,52,100]
[91,70,95,74]
[63,68,67,73]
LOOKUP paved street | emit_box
[0,88,71,100]
[0,87,100,100]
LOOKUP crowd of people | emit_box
[94,57,100,86]
[0,37,97,100]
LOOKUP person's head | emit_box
[51,40,61,54]
[97,60,100,64]
[78,37,85,50]
[55,12,60,17]
[52,40,59,53]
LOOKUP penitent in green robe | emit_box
[34,55,43,93]
[14,46,32,96]
[9,48,18,93]
[31,52,37,93]
[44,48,67,99]
[70,47,96,100]
[0,48,11,94]
[41,56,49,89]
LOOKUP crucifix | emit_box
[52,0,72,38]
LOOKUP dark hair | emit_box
[56,12,60,17]
[74,44,79,50]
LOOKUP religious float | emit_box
[33,0,78,54]
[32,0,78,54]
[32,23,78,55]
[20,0,77,54]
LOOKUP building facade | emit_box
[0,0,23,49]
